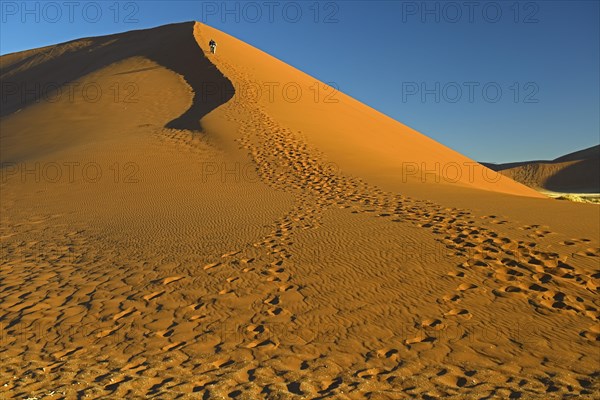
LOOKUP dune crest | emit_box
[484,145,600,193]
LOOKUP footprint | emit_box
[156,329,173,338]
[143,291,165,301]
[444,308,470,317]
[246,339,277,349]
[502,285,523,293]
[267,307,283,316]
[113,307,136,321]
[246,324,265,335]
[162,342,185,351]
[356,368,385,378]
[212,358,234,369]
[162,276,184,285]
[457,283,477,291]
[579,324,600,341]
[264,295,280,305]
[441,294,461,302]
[96,325,121,339]
[405,333,436,345]
[421,318,444,330]
[528,284,548,292]
[533,273,552,284]
[203,262,221,271]
[375,348,399,359]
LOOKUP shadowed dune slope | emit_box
[1,22,232,133]
[484,145,600,193]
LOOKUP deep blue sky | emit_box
[1,0,598,163]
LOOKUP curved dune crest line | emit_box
[151,25,234,131]
[1,22,233,131]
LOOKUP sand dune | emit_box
[1,22,599,398]
[484,145,600,193]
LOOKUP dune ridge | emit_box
[0,21,599,398]
[484,145,600,193]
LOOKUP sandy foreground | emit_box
[1,22,599,399]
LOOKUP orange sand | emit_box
[0,22,598,398]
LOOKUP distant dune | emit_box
[1,22,599,398]
[483,145,600,193]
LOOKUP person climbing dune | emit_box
[209,39,217,54]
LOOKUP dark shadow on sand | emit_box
[0,22,234,132]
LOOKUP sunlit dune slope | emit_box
[192,22,543,198]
